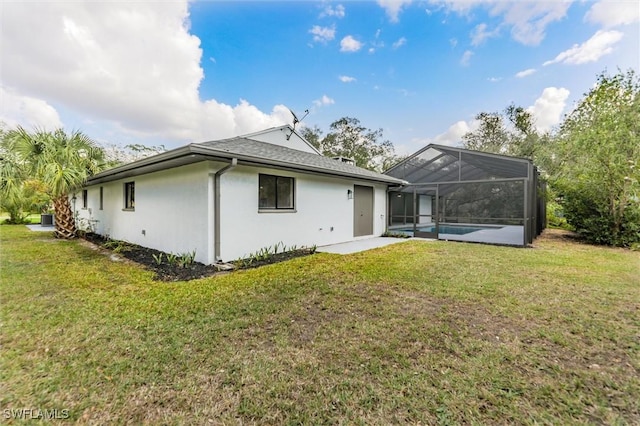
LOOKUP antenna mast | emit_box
[286,108,309,140]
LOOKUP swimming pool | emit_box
[396,225,501,235]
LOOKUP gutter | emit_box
[213,158,237,262]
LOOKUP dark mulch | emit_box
[81,233,315,282]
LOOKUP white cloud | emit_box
[377,0,413,23]
[321,4,346,18]
[339,75,357,83]
[543,30,624,66]
[309,25,336,43]
[487,77,502,83]
[433,120,479,146]
[0,1,290,145]
[427,0,484,14]
[460,50,474,66]
[0,87,63,130]
[449,38,458,48]
[369,31,385,53]
[408,119,479,150]
[585,0,640,27]
[392,37,407,49]
[493,1,571,45]
[431,0,571,45]
[471,23,500,46]
[410,87,569,150]
[527,87,570,132]
[313,95,335,107]
[340,35,363,52]
[515,68,536,78]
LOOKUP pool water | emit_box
[397,225,500,235]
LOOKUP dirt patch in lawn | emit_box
[81,233,315,282]
[279,282,638,381]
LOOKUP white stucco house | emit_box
[76,126,405,264]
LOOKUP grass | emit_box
[0,213,41,224]
[1,225,639,424]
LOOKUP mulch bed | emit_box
[81,233,315,282]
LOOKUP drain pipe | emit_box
[214,158,237,262]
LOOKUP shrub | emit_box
[561,184,640,247]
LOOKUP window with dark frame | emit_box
[124,182,135,210]
[82,189,88,209]
[258,174,294,210]
[99,187,103,210]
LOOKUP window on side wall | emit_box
[82,189,88,209]
[124,182,135,210]
[258,174,294,211]
[99,187,103,210]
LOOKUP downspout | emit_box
[214,158,237,262]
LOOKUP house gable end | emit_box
[239,125,320,155]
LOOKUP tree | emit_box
[1,126,49,223]
[462,111,510,154]
[301,117,399,172]
[462,105,545,160]
[0,138,30,223]
[101,142,166,166]
[553,70,640,247]
[6,127,107,238]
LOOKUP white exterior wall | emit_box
[218,165,388,261]
[77,161,389,265]
[76,162,214,264]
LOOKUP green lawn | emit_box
[0,213,41,224]
[1,225,639,424]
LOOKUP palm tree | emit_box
[7,126,106,238]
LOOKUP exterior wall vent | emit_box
[332,156,355,165]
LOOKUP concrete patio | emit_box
[317,237,412,255]
[26,224,55,232]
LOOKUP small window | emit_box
[99,187,103,210]
[259,174,294,210]
[124,182,135,210]
[82,190,88,209]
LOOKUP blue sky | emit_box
[1,1,638,155]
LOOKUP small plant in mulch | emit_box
[81,233,316,282]
[233,242,317,270]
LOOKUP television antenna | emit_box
[286,108,309,140]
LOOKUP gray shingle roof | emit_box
[196,137,404,184]
[87,136,405,185]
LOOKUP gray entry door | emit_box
[353,185,374,237]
